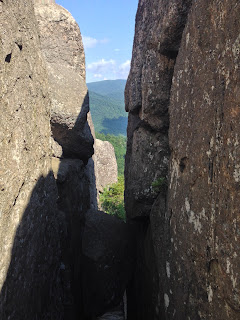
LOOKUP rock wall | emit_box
[125,0,240,319]
[0,0,62,318]
[167,1,240,319]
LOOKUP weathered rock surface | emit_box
[95,139,118,193]
[125,1,191,318]
[0,1,126,319]
[0,0,62,318]
[34,2,98,317]
[125,0,193,219]
[34,2,94,162]
[125,0,240,319]
[167,1,240,319]
[81,210,135,318]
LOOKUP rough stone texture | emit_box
[0,0,62,318]
[125,124,168,218]
[125,0,192,219]
[81,210,135,318]
[34,3,97,317]
[167,1,240,319]
[34,3,94,162]
[125,0,240,319]
[95,139,118,193]
[125,1,192,318]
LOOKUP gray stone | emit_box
[125,0,240,319]
[95,139,118,193]
[167,1,240,318]
[0,0,62,318]
[34,3,94,162]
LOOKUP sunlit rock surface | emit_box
[95,139,118,193]
[34,2,94,162]
[0,0,62,318]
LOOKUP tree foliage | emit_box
[99,176,126,221]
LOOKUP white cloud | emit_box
[87,59,116,73]
[114,48,120,52]
[87,58,131,81]
[118,60,131,78]
[82,36,109,49]
[93,74,103,79]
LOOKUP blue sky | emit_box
[56,0,138,83]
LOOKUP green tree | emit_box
[99,176,126,221]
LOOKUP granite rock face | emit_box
[0,0,62,318]
[34,2,94,162]
[167,1,240,319]
[125,0,240,319]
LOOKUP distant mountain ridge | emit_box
[87,80,127,136]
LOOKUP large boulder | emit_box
[34,2,94,162]
[81,210,135,318]
[0,0,62,318]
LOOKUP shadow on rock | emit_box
[81,210,136,318]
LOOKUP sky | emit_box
[56,0,139,83]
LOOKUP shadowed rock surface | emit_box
[125,0,240,319]
[34,2,98,317]
[81,210,135,318]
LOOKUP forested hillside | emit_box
[87,80,127,136]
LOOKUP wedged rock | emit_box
[81,210,135,318]
[95,139,118,193]
[34,2,94,162]
[0,0,62,318]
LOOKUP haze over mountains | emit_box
[87,79,127,136]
